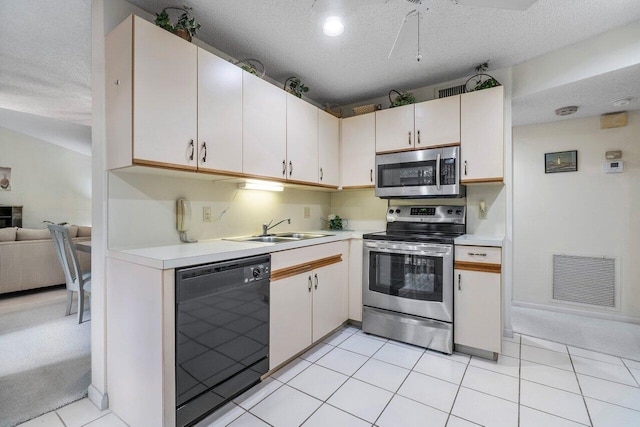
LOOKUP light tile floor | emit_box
[23,325,640,426]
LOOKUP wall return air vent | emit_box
[552,254,616,308]
[437,84,466,99]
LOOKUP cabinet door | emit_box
[318,110,340,187]
[375,104,415,153]
[286,94,318,184]
[454,269,501,354]
[270,274,312,369]
[414,96,460,149]
[312,262,347,342]
[133,17,198,170]
[460,86,504,183]
[197,48,243,174]
[341,114,376,188]
[243,73,287,180]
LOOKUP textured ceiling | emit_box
[2,0,640,132]
[126,0,640,106]
[0,0,91,126]
[512,64,640,127]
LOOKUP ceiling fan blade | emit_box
[388,9,419,59]
[455,0,538,11]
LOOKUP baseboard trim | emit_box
[88,384,109,411]
[512,300,640,325]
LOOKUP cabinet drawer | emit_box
[271,241,347,271]
[455,245,501,265]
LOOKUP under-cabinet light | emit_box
[238,181,284,192]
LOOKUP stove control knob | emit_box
[456,209,462,215]
[447,209,453,214]
[388,209,394,214]
[395,209,401,214]
[252,268,261,279]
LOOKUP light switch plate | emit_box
[203,206,212,222]
[304,206,310,218]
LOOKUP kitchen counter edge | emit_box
[454,234,504,248]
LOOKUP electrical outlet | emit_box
[479,201,487,220]
[203,206,212,222]
[304,206,311,218]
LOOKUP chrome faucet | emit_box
[262,218,291,235]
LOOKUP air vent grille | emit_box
[552,254,616,308]
[438,84,466,98]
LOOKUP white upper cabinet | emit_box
[341,114,376,188]
[133,16,198,169]
[242,72,287,180]
[318,110,340,187]
[197,48,243,174]
[375,104,415,153]
[286,94,319,184]
[460,86,504,183]
[414,95,461,149]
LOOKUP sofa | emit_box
[0,225,91,295]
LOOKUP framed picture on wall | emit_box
[545,150,578,173]
[0,167,11,191]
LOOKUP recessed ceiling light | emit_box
[323,17,344,36]
[555,106,578,116]
[611,98,631,107]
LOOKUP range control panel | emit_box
[387,205,466,224]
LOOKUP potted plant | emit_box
[154,5,202,42]
[284,77,309,98]
[389,90,416,108]
[234,59,266,78]
[465,62,501,92]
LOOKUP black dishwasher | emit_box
[175,254,270,427]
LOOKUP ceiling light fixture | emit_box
[238,181,284,192]
[555,106,578,116]
[323,17,344,36]
[611,98,631,107]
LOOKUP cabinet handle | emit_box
[188,140,195,161]
[408,131,412,145]
[320,168,323,181]
[468,252,487,257]
[417,130,421,145]
[464,160,468,176]
[114,80,120,86]
[370,169,373,182]
[282,160,286,177]
[201,142,207,163]
[314,273,318,290]
[458,274,461,291]
[308,276,312,292]
[289,161,293,176]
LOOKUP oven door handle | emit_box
[365,245,450,258]
[436,152,441,190]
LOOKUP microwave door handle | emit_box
[436,152,441,190]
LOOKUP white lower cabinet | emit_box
[454,245,502,355]
[348,239,363,322]
[269,242,348,369]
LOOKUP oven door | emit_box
[375,147,464,198]
[363,240,453,323]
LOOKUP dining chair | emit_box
[47,224,91,323]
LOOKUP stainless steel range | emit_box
[362,205,466,354]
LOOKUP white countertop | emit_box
[108,230,372,270]
[454,234,504,247]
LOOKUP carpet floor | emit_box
[0,288,91,427]
[512,305,640,361]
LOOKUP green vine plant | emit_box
[284,77,309,98]
[154,5,202,40]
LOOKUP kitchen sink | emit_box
[275,233,329,239]
[224,232,330,243]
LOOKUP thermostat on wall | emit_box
[603,160,624,173]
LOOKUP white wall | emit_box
[513,111,640,319]
[108,170,331,248]
[0,127,91,227]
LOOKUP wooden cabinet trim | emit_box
[272,254,342,281]
[461,177,503,184]
[133,159,198,172]
[454,261,501,274]
[341,185,375,190]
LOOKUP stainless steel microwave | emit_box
[375,147,465,198]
